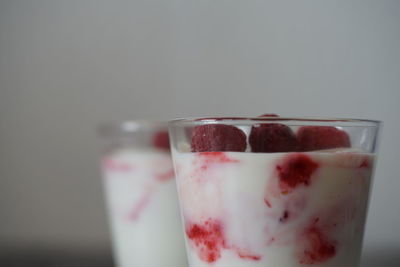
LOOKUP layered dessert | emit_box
[170,117,377,267]
[101,130,187,267]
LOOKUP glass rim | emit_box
[169,117,381,128]
[97,120,168,137]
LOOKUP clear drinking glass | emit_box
[98,121,187,267]
[168,117,381,267]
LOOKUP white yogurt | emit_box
[172,149,373,267]
[102,148,187,267]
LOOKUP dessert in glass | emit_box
[168,116,380,267]
[98,121,187,267]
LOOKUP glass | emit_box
[168,117,381,267]
[98,121,187,267]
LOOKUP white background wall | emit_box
[0,0,399,254]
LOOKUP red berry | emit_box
[186,219,226,263]
[298,219,336,264]
[297,126,350,152]
[249,124,298,152]
[277,154,319,193]
[191,125,247,152]
[152,131,170,150]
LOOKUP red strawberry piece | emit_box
[297,126,350,152]
[249,124,298,152]
[152,130,170,150]
[191,125,247,152]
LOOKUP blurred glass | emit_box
[98,121,187,267]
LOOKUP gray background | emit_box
[0,0,399,265]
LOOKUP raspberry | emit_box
[186,219,226,263]
[249,124,298,152]
[191,125,247,152]
[152,130,170,150]
[298,218,336,264]
[297,126,350,152]
[276,154,319,193]
[187,219,261,262]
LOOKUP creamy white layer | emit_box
[172,149,373,267]
[102,148,187,267]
